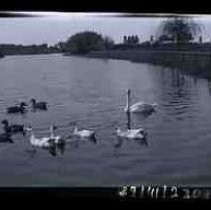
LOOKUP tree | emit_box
[65,31,105,54]
[0,51,3,58]
[103,36,115,50]
[123,35,127,44]
[134,35,139,44]
[199,36,202,44]
[157,17,202,44]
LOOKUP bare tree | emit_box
[157,17,202,43]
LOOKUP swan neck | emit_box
[126,89,131,110]
[50,127,54,138]
[74,126,78,133]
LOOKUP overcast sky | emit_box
[1,12,211,45]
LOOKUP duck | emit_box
[0,132,13,143]
[26,126,55,148]
[72,125,96,140]
[30,99,47,110]
[1,120,26,136]
[124,89,158,114]
[7,102,27,114]
[116,127,147,140]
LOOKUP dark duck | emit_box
[1,120,26,136]
[7,102,27,114]
[30,99,47,111]
[0,132,13,143]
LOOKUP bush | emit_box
[65,31,106,54]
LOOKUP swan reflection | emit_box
[114,135,148,148]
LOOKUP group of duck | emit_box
[6,98,47,114]
[0,89,158,150]
[0,98,48,143]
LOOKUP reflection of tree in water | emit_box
[158,67,195,107]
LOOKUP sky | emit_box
[1,12,211,45]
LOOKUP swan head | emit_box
[126,88,131,95]
[30,99,36,104]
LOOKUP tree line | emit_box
[0,44,59,56]
[0,17,206,57]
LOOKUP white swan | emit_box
[117,127,147,140]
[26,127,53,148]
[73,126,95,139]
[124,89,158,114]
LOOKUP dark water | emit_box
[0,54,211,186]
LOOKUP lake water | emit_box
[0,54,211,186]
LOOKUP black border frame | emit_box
[1,0,211,205]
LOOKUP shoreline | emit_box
[85,49,211,80]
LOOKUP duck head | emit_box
[1,119,9,126]
[20,102,28,107]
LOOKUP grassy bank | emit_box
[86,49,211,79]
